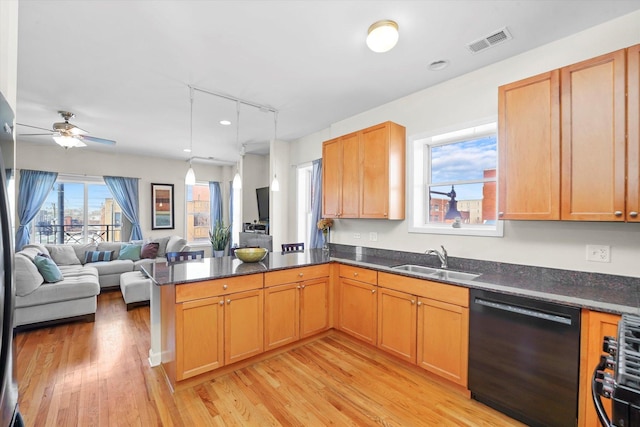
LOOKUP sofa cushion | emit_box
[166,236,187,254]
[119,244,141,261]
[152,236,171,257]
[59,265,99,279]
[15,274,100,308]
[97,242,123,259]
[85,259,133,277]
[14,253,44,296]
[18,246,43,262]
[46,245,82,266]
[22,244,50,258]
[34,255,63,283]
[84,250,115,263]
[141,242,159,259]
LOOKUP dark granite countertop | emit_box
[141,246,640,316]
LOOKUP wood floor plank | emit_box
[15,290,524,426]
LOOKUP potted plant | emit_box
[209,221,231,257]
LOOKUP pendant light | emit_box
[232,101,242,189]
[271,111,280,192]
[185,87,196,185]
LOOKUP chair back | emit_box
[281,242,305,253]
[166,250,205,263]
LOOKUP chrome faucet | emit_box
[425,245,448,269]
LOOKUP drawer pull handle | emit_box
[223,284,228,290]
[614,211,623,216]
[630,211,638,217]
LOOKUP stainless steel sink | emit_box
[392,264,480,281]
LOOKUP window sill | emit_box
[408,221,504,237]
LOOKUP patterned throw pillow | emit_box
[33,255,63,283]
[84,250,114,264]
[118,244,142,261]
[141,242,160,259]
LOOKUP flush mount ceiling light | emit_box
[220,120,231,126]
[366,20,399,53]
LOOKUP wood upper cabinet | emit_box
[377,287,417,364]
[628,43,640,222]
[322,121,405,220]
[498,70,561,220]
[561,49,627,221]
[263,265,330,351]
[578,309,620,427]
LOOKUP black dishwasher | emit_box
[469,289,581,427]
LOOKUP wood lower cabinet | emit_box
[263,265,330,351]
[338,278,377,345]
[417,297,469,387]
[578,309,620,427]
[377,287,417,364]
[224,288,264,365]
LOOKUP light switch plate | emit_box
[369,232,378,242]
[586,245,610,263]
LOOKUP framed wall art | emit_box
[151,183,174,230]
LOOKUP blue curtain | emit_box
[229,181,234,248]
[310,159,323,248]
[209,181,222,227]
[104,176,143,241]
[16,169,58,251]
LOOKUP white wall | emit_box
[16,143,232,240]
[0,0,18,110]
[288,10,640,278]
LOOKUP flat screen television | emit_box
[256,186,269,221]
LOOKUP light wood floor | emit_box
[14,291,524,426]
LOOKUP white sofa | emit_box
[14,236,188,330]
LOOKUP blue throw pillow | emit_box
[34,255,63,283]
[118,244,141,261]
[84,250,114,264]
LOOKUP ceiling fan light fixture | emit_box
[366,20,399,53]
[53,135,86,148]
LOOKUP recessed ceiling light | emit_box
[429,60,449,71]
[366,20,399,53]
[183,148,192,153]
[220,120,231,126]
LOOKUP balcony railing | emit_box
[34,223,122,245]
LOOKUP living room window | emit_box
[186,183,211,243]
[33,175,125,244]
[408,120,503,237]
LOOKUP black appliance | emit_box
[0,92,23,427]
[469,289,581,427]
[256,186,269,221]
[592,313,640,427]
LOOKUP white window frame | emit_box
[407,118,503,237]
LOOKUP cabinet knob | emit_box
[219,300,224,306]
[371,289,376,294]
[353,272,358,277]
[411,300,415,305]
[301,285,306,289]
[227,299,231,304]
[297,285,301,289]
[417,301,422,306]
[630,211,638,218]
[298,273,304,277]
[614,211,623,217]
[498,212,504,217]
[223,284,228,290]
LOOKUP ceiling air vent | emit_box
[466,27,512,54]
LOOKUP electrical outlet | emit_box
[586,245,611,263]
[369,232,378,242]
[354,233,361,239]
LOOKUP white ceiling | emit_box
[15,0,640,164]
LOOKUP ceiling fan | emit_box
[17,111,116,148]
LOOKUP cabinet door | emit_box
[225,289,264,365]
[578,310,620,427]
[498,70,561,220]
[264,283,299,351]
[300,278,330,338]
[340,132,360,218]
[377,287,417,364]
[322,137,341,218]
[176,297,224,380]
[338,278,377,345]
[417,297,469,387]
[628,43,640,223]
[561,49,626,221]
[360,123,389,218]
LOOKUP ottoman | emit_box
[120,271,151,310]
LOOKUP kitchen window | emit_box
[408,120,503,236]
[186,183,211,243]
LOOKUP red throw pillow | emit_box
[140,242,160,259]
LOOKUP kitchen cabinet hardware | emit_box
[219,300,224,306]
[614,211,623,216]
[630,211,638,217]
[371,289,376,293]
[227,299,231,304]
[223,284,227,290]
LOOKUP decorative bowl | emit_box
[234,247,268,263]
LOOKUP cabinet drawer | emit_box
[176,274,264,303]
[339,264,377,285]
[378,272,468,307]
[264,264,330,287]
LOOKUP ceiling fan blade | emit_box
[78,135,116,145]
[19,133,55,136]
[16,123,55,132]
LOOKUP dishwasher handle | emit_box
[474,297,573,326]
